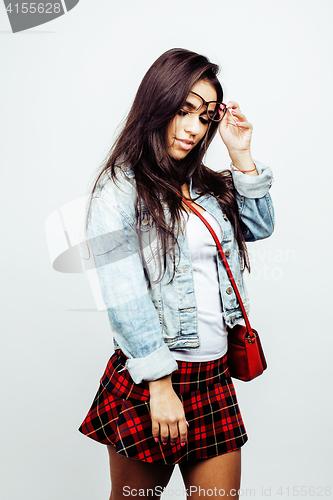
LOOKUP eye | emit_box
[177,107,210,125]
[200,116,209,125]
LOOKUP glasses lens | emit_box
[182,92,204,113]
[183,92,226,122]
[207,102,226,122]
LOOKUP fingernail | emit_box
[186,421,189,427]
[227,103,232,108]
[181,442,186,447]
[231,109,237,114]
[154,438,159,443]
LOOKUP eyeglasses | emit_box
[180,91,227,123]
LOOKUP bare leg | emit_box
[179,448,241,499]
[107,444,175,500]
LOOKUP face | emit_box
[167,79,217,160]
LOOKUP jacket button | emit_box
[225,248,231,257]
[226,286,233,295]
[231,315,236,324]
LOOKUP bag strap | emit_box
[181,196,254,339]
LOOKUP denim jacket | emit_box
[88,160,274,383]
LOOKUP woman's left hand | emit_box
[219,101,253,157]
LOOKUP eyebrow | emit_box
[184,100,209,115]
[184,100,197,110]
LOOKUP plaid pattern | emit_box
[79,350,248,464]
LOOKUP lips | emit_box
[175,138,195,151]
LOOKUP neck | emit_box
[181,183,190,199]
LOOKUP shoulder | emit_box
[94,161,137,208]
[88,161,139,232]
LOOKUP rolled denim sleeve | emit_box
[88,193,178,384]
[231,160,275,242]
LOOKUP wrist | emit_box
[231,162,257,174]
[148,375,173,395]
[229,151,258,176]
[228,149,252,166]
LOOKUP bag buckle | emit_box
[246,331,257,344]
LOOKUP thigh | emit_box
[107,444,175,500]
[179,448,241,500]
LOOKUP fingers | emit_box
[160,423,170,445]
[178,418,188,446]
[151,415,188,446]
[149,381,188,446]
[225,103,252,130]
[234,120,253,129]
[226,100,240,111]
[219,100,253,152]
[151,420,171,445]
[151,420,160,443]
[169,419,181,445]
[169,416,188,445]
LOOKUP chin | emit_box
[169,149,190,161]
[176,153,189,160]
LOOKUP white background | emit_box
[1,0,333,498]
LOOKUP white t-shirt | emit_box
[172,210,228,362]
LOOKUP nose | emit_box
[184,113,202,136]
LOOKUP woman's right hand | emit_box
[148,375,188,446]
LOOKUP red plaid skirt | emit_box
[79,350,248,464]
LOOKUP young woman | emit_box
[79,48,274,499]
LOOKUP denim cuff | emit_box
[125,344,179,384]
[231,160,274,199]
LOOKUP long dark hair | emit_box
[88,48,250,280]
